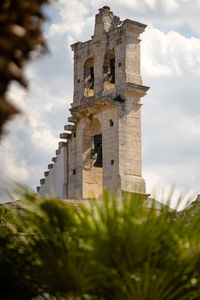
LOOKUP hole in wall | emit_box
[73,169,76,175]
[109,119,114,127]
[111,159,114,165]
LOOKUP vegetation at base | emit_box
[1,189,200,299]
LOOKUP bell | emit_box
[94,144,102,167]
[92,134,103,167]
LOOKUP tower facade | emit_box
[67,6,149,199]
[38,7,149,199]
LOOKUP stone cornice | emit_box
[126,82,150,97]
[123,19,147,34]
[70,96,118,118]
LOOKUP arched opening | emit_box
[103,49,115,91]
[84,57,94,97]
[82,118,102,198]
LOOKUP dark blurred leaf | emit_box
[0,0,52,138]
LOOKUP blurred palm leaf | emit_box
[1,189,200,299]
[0,0,53,137]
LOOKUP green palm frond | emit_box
[1,188,200,299]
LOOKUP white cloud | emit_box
[162,0,179,13]
[31,128,58,152]
[142,28,173,76]
[0,133,29,181]
[144,168,198,210]
[142,27,200,77]
[49,0,90,38]
[113,0,140,10]
[144,0,157,10]
[107,0,200,36]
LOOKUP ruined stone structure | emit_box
[38,6,149,199]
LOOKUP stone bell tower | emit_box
[66,6,149,199]
[38,6,149,199]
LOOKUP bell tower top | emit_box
[71,7,148,109]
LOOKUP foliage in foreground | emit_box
[1,190,200,299]
[0,0,53,137]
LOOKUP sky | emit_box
[0,0,200,208]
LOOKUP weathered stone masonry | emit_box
[38,6,149,199]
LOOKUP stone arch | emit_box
[103,49,115,90]
[84,57,94,97]
[82,117,102,198]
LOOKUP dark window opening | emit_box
[111,159,114,165]
[109,58,115,83]
[103,50,115,90]
[89,67,94,89]
[73,169,76,175]
[110,119,114,127]
[91,134,102,167]
[84,57,94,97]
[73,132,76,138]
